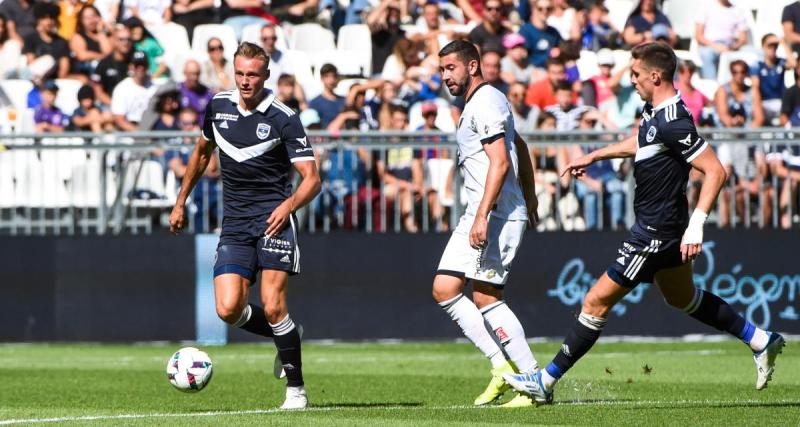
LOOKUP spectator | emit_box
[152,89,181,130]
[411,1,456,55]
[367,0,406,77]
[530,112,560,230]
[367,80,400,129]
[309,63,345,128]
[276,74,302,114]
[602,58,641,130]
[0,14,23,78]
[215,0,268,41]
[782,0,800,59]
[576,0,620,52]
[694,0,748,81]
[34,80,69,133]
[416,101,452,231]
[200,37,235,93]
[500,32,535,85]
[129,0,172,25]
[178,59,213,122]
[69,5,112,78]
[509,81,539,133]
[123,17,168,78]
[71,84,114,131]
[714,59,764,129]
[519,0,562,68]
[171,0,214,40]
[318,0,370,29]
[166,107,220,231]
[376,104,423,232]
[340,80,384,130]
[546,0,576,41]
[675,59,709,124]
[91,24,133,107]
[481,49,509,95]
[622,0,676,48]
[0,0,35,40]
[545,80,584,130]
[752,33,793,126]
[716,123,772,228]
[23,3,70,80]
[111,50,156,130]
[468,0,509,54]
[582,48,615,109]
[525,57,567,110]
[57,0,84,41]
[261,24,294,91]
[781,67,800,127]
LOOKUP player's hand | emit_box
[680,242,702,263]
[265,199,292,238]
[469,216,488,249]
[559,155,594,179]
[680,209,707,263]
[169,204,186,235]
[526,194,540,227]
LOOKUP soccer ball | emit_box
[166,347,213,392]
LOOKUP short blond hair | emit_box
[234,42,271,67]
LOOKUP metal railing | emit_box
[0,128,798,235]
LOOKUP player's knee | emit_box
[264,302,287,325]
[581,294,611,318]
[216,301,243,324]
[432,282,459,303]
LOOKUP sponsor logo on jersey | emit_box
[646,126,657,142]
[485,269,496,279]
[469,116,478,133]
[296,136,307,147]
[295,147,313,153]
[678,133,693,146]
[256,123,271,140]
[494,327,510,343]
[215,113,238,121]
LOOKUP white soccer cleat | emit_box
[754,332,785,390]
[503,370,553,405]
[280,385,308,410]
[274,324,304,379]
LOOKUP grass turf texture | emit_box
[0,341,797,426]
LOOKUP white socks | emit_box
[439,294,506,368]
[749,328,770,352]
[481,301,538,373]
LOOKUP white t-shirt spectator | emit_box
[547,8,576,41]
[695,0,748,47]
[111,77,156,123]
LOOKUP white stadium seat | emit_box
[576,50,600,80]
[0,79,33,112]
[605,0,636,32]
[337,24,372,77]
[754,0,795,42]
[192,24,239,62]
[283,49,321,100]
[663,0,696,40]
[288,23,336,53]
[54,79,83,115]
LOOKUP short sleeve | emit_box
[282,115,314,163]
[201,106,214,141]
[474,95,508,144]
[782,5,793,24]
[110,86,126,116]
[661,117,708,163]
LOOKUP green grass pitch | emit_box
[0,340,797,426]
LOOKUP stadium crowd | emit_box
[1,0,800,232]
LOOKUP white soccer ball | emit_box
[166,347,213,392]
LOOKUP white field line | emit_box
[2,400,799,425]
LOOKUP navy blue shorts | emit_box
[213,214,300,283]
[606,232,684,288]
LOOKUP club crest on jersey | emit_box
[256,123,271,140]
[646,126,657,142]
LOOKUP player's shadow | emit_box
[314,402,423,409]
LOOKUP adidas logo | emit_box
[616,256,626,266]
[219,120,229,129]
[280,254,290,263]
[561,344,571,357]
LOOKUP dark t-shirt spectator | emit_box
[92,54,130,97]
[0,0,36,39]
[371,28,405,76]
[751,59,787,101]
[624,11,672,37]
[519,23,562,68]
[782,2,800,56]
[34,105,68,128]
[309,95,345,128]
[22,32,69,79]
[468,25,508,54]
[781,85,800,126]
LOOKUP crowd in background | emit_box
[1,0,800,231]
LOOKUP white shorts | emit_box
[436,214,526,286]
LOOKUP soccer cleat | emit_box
[274,324,304,379]
[473,360,515,406]
[754,332,785,390]
[500,393,534,408]
[280,385,308,410]
[503,370,553,405]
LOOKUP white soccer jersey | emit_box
[456,83,527,220]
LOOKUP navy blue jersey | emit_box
[202,89,314,218]
[633,94,707,238]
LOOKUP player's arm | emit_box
[169,135,217,234]
[470,135,510,249]
[560,135,637,178]
[514,131,539,225]
[680,147,726,262]
[265,159,321,237]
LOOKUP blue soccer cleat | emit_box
[503,370,553,405]
[754,332,785,390]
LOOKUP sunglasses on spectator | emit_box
[537,6,554,12]
[208,45,223,51]
[508,92,524,98]
[485,5,502,11]
[261,36,277,41]
[731,69,747,75]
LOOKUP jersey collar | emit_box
[652,91,681,113]
[464,81,489,105]
[229,88,275,117]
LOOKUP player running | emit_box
[505,42,785,404]
[433,40,541,408]
[169,42,321,410]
